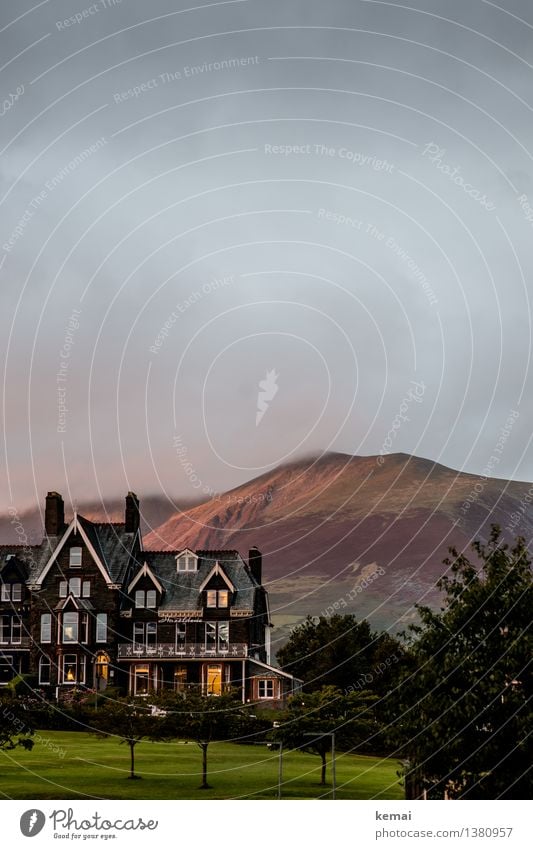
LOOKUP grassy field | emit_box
[0,731,404,800]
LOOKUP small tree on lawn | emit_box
[276,685,378,786]
[90,697,162,779]
[161,691,245,790]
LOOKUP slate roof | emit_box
[77,516,137,583]
[136,549,258,613]
[0,540,56,583]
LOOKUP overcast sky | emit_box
[1,0,533,512]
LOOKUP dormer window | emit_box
[69,547,82,567]
[135,589,157,609]
[176,550,198,572]
[206,590,229,608]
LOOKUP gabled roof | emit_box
[128,561,164,594]
[54,595,94,612]
[198,561,235,593]
[248,658,304,683]
[35,515,113,586]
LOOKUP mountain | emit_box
[144,452,533,647]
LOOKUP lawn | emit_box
[0,731,404,800]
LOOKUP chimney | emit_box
[45,492,65,536]
[248,547,262,585]
[125,492,140,533]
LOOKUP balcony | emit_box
[118,642,248,659]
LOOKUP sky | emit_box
[2,0,533,512]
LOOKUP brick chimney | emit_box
[248,547,262,585]
[45,492,65,536]
[125,492,140,533]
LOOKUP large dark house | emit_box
[0,492,302,705]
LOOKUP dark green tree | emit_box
[277,614,403,696]
[275,685,378,786]
[396,526,532,799]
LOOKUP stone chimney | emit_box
[45,492,65,536]
[125,492,140,533]
[248,547,262,585]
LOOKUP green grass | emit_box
[0,731,404,800]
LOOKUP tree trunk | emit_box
[129,741,135,779]
[320,750,327,785]
[200,743,211,789]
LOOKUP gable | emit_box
[128,562,164,594]
[199,561,235,593]
[33,515,112,587]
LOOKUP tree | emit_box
[0,694,34,753]
[160,691,248,789]
[90,697,164,779]
[275,685,378,786]
[277,614,403,695]
[395,526,532,799]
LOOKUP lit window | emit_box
[69,547,82,567]
[96,613,107,642]
[206,590,217,607]
[62,612,78,643]
[206,589,229,608]
[174,665,187,692]
[40,613,52,643]
[218,590,229,607]
[82,581,90,598]
[62,654,77,683]
[39,655,51,685]
[258,679,275,699]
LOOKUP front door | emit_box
[206,664,222,695]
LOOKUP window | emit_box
[1,583,22,602]
[0,616,21,644]
[133,621,157,650]
[80,613,89,644]
[39,655,51,685]
[96,613,107,642]
[69,547,82,567]
[62,654,77,683]
[11,618,21,645]
[175,623,186,651]
[0,616,9,643]
[206,589,229,608]
[135,590,157,608]
[174,665,187,692]
[95,652,109,686]
[206,664,222,695]
[70,578,81,598]
[204,621,230,653]
[62,612,78,643]
[82,581,90,598]
[79,655,86,684]
[60,578,82,598]
[258,679,275,699]
[134,665,150,695]
[176,554,197,572]
[40,613,52,643]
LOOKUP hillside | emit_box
[144,452,533,646]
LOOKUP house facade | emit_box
[0,492,302,705]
